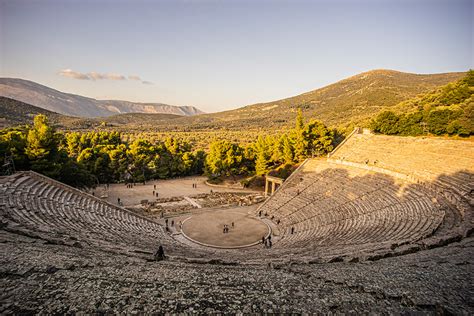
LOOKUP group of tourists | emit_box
[192,183,198,188]
[223,222,234,233]
[164,218,173,232]
[165,218,175,227]
[262,235,272,248]
[258,210,281,225]
[125,183,134,189]
[164,218,183,232]
[152,185,160,197]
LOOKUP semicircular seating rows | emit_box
[257,132,473,261]
[329,132,474,237]
[0,171,197,258]
[1,132,472,263]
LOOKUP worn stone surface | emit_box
[1,134,473,315]
[0,233,472,314]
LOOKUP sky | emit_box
[0,0,472,113]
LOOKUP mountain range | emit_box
[0,70,466,131]
[0,78,204,117]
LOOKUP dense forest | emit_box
[370,70,473,136]
[0,110,337,188]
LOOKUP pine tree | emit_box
[254,136,271,175]
[303,120,334,156]
[281,134,294,163]
[255,150,269,175]
[205,140,244,177]
[25,115,60,176]
[292,108,306,161]
[295,107,304,130]
[26,115,55,160]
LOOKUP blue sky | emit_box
[0,0,472,112]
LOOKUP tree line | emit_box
[0,110,337,187]
[204,109,336,179]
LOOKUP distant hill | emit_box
[152,69,465,132]
[0,78,204,117]
[0,97,64,128]
[0,96,184,130]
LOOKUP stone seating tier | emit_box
[257,155,469,259]
[0,171,196,258]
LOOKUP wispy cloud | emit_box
[58,69,90,80]
[106,73,126,81]
[58,69,152,84]
[128,75,141,81]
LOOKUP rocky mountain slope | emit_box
[0,78,204,117]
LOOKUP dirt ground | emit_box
[94,176,258,206]
[180,205,270,248]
